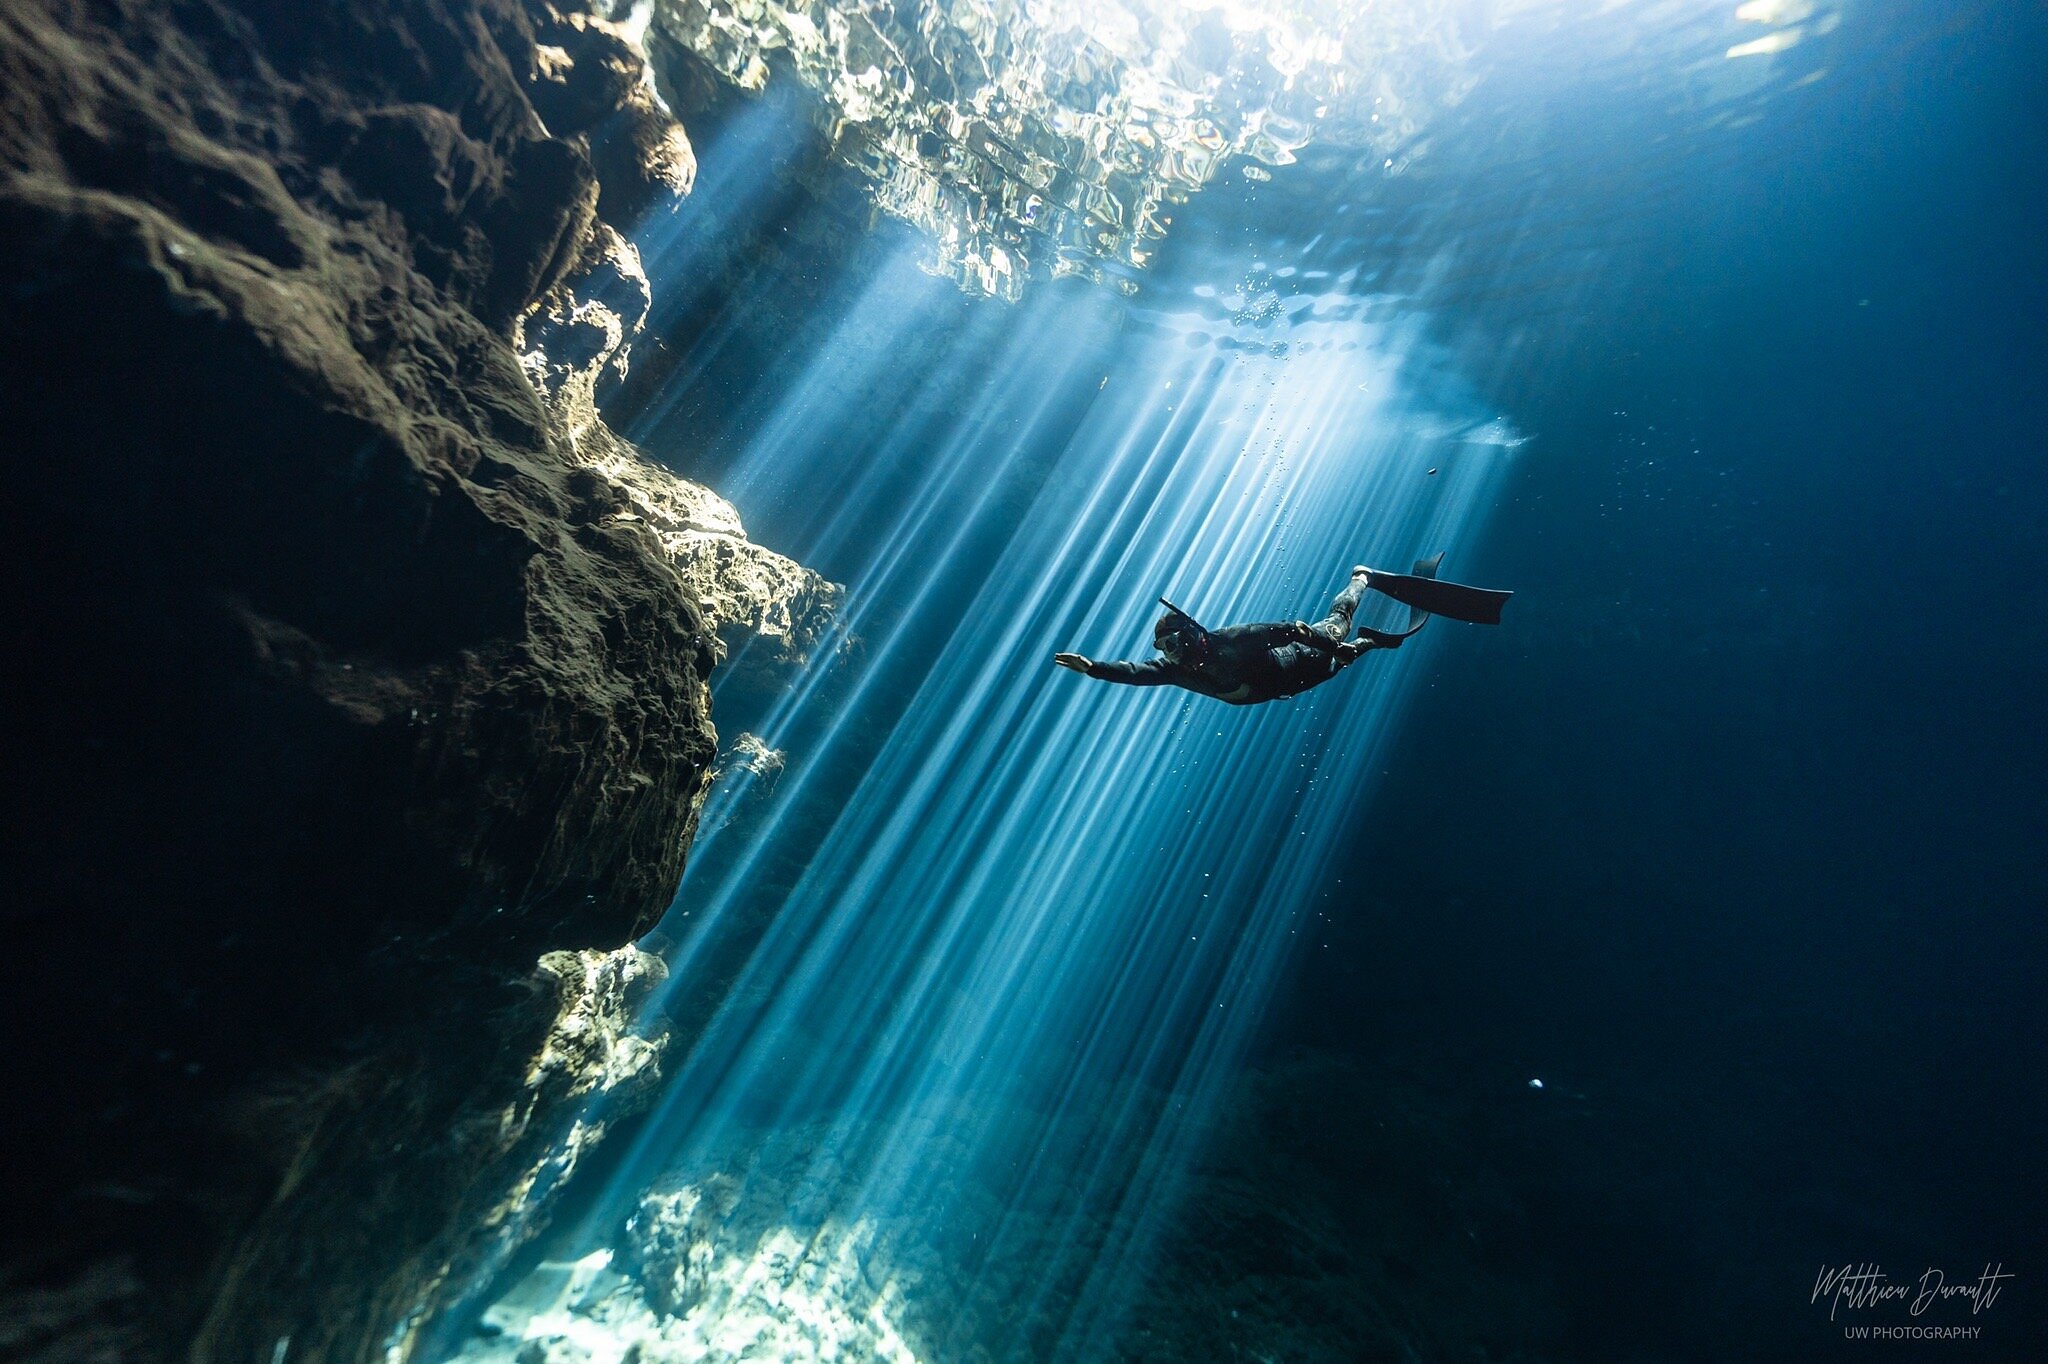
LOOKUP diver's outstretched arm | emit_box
[1053,654,1182,686]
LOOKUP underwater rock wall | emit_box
[0,1,829,1359]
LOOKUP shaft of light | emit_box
[436,75,1516,1350]
[522,247,1521,1357]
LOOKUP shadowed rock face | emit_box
[0,2,827,1359]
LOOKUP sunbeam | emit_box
[441,198,1518,1357]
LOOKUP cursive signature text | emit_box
[1813,1264,2011,1322]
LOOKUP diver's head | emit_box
[1154,613,1199,660]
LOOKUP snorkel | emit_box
[1155,597,1213,664]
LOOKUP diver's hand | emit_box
[1053,652,1092,673]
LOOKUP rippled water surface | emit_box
[631,0,1841,296]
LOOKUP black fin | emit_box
[1356,554,1441,647]
[1355,624,1419,648]
[1367,558,1511,626]
[1403,554,1443,634]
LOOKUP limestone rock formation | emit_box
[0,1,831,1359]
[517,224,842,687]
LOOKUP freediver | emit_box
[1053,556,1510,706]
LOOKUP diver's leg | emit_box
[1311,569,1371,643]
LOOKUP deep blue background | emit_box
[1271,2,2047,1356]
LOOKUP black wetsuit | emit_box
[1084,576,1372,706]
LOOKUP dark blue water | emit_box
[1268,3,2048,1356]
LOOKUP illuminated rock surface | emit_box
[517,216,842,682]
[456,1210,920,1364]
